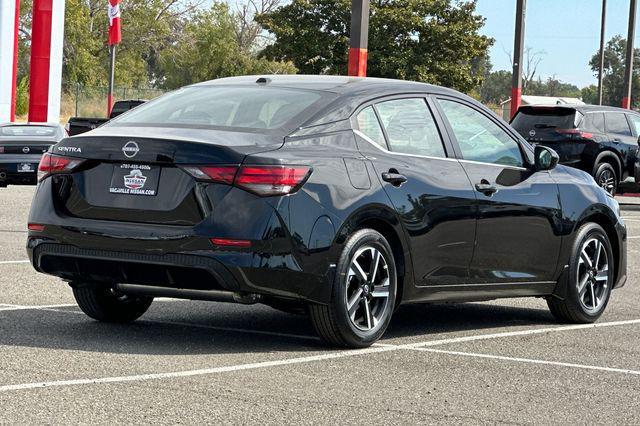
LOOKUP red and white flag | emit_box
[108,0,121,45]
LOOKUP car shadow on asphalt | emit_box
[0,301,557,355]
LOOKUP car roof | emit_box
[519,104,638,114]
[193,75,467,128]
[0,122,62,128]
[194,74,460,97]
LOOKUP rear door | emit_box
[435,97,562,284]
[604,112,637,177]
[353,96,478,285]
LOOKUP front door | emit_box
[435,97,562,284]
[353,97,477,285]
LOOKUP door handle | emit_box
[381,171,408,186]
[475,180,497,196]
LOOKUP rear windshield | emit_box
[511,108,582,131]
[0,126,56,137]
[110,86,328,131]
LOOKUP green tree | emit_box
[589,35,640,108]
[581,84,598,105]
[480,70,511,104]
[159,4,296,89]
[257,0,493,92]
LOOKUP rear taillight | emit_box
[183,165,311,196]
[37,152,85,182]
[555,129,594,140]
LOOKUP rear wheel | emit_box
[309,229,397,348]
[547,223,613,323]
[73,285,153,323]
[594,162,617,196]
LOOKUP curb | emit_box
[619,203,640,212]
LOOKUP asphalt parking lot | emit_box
[1,185,639,424]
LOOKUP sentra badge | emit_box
[122,141,139,158]
[123,169,147,190]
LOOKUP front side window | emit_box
[438,99,524,167]
[375,98,446,158]
[355,106,386,149]
[606,113,632,136]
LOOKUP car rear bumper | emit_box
[27,235,334,305]
[0,155,42,185]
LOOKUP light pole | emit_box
[510,0,526,119]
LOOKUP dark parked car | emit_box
[511,104,640,195]
[27,76,626,348]
[66,99,146,136]
[0,123,66,187]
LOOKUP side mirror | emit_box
[534,145,559,171]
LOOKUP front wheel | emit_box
[73,285,153,323]
[310,229,397,348]
[547,223,614,323]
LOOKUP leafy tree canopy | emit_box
[589,35,640,108]
[256,0,493,92]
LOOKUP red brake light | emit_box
[37,153,85,181]
[183,165,311,196]
[555,129,594,140]
[28,223,45,232]
[210,238,252,248]
[182,166,237,184]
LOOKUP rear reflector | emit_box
[183,165,311,196]
[37,153,85,181]
[28,223,45,232]
[210,238,252,248]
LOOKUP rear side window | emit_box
[582,113,605,133]
[375,98,446,158]
[111,86,328,130]
[355,106,386,149]
[606,113,632,136]
[627,114,640,136]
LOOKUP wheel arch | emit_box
[335,204,412,306]
[572,208,621,287]
[593,150,622,181]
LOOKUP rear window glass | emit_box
[511,108,580,131]
[111,86,327,130]
[0,126,56,137]
[606,113,632,136]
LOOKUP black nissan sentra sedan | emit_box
[27,76,627,348]
[0,123,66,186]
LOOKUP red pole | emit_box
[10,0,20,122]
[510,0,526,119]
[28,0,53,122]
[347,0,369,77]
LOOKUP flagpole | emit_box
[107,44,116,116]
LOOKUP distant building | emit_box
[498,95,585,121]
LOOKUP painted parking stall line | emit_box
[0,315,639,393]
[409,347,640,377]
[0,260,30,265]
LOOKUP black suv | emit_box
[511,105,640,195]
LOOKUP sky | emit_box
[475,0,640,88]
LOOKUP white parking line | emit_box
[0,316,638,393]
[627,236,640,239]
[0,303,77,312]
[0,260,29,265]
[409,348,640,376]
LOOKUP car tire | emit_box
[73,285,153,323]
[594,162,617,196]
[547,223,614,323]
[309,228,397,348]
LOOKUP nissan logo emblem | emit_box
[122,141,140,158]
[22,146,30,154]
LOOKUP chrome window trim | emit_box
[353,129,529,171]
